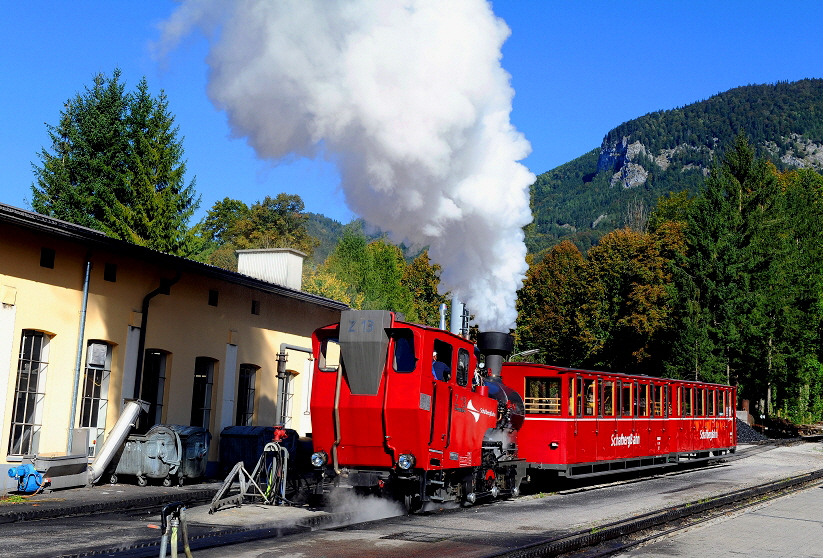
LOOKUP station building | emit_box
[0,203,346,480]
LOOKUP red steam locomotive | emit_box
[308,310,736,509]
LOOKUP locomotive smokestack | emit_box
[477,332,514,380]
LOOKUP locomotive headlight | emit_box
[310,451,328,468]
[397,454,416,470]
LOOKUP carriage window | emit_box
[638,384,649,417]
[602,380,615,416]
[621,383,633,416]
[653,385,664,417]
[525,377,561,415]
[575,377,584,417]
[568,378,575,416]
[717,391,725,416]
[583,379,596,416]
[697,388,706,416]
[392,332,416,373]
[708,390,716,416]
[666,386,673,416]
[456,348,470,386]
[319,338,341,372]
[683,387,693,416]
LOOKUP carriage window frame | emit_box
[638,383,649,417]
[601,379,616,417]
[683,387,693,416]
[583,378,596,416]
[525,377,561,415]
[621,382,633,417]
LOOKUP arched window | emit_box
[138,349,169,432]
[191,357,217,428]
[79,340,113,451]
[8,330,50,456]
[236,364,258,426]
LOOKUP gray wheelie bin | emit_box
[167,425,211,484]
[109,424,181,486]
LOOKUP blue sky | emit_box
[2,1,822,225]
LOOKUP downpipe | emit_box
[68,258,91,453]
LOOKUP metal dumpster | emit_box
[109,425,181,486]
[167,425,211,484]
[218,426,275,473]
[218,426,305,473]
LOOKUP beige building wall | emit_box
[0,214,344,471]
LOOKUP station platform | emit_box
[618,482,823,557]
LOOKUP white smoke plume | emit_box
[159,0,534,331]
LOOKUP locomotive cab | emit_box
[310,310,526,509]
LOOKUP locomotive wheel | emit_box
[403,493,422,514]
[178,475,185,487]
[162,477,172,487]
[109,474,118,485]
[137,475,148,487]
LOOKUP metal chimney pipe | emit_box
[439,303,447,330]
[450,297,463,335]
[476,332,514,380]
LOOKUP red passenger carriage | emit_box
[501,364,737,478]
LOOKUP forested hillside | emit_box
[527,79,823,256]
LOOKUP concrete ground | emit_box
[616,483,823,557]
[0,443,821,557]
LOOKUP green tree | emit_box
[31,70,199,255]
[401,250,447,327]
[197,193,318,270]
[316,224,416,318]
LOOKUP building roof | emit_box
[0,202,349,311]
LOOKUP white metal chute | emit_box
[87,399,148,484]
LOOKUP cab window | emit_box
[392,331,416,373]
[432,340,453,382]
[456,348,470,387]
[319,337,341,372]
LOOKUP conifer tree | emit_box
[31,70,199,255]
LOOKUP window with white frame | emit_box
[8,330,49,456]
[280,369,298,428]
[190,357,216,428]
[79,341,112,451]
[235,364,258,426]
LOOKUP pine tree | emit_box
[31,70,199,255]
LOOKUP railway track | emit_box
[494,467,823,558]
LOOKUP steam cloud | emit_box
[159,0,534,330]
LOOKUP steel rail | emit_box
[492,468,823,558]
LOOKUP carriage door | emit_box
[429,340,454,465]
[616,381,635,459]
[575,376,596,463]
[597,379,617,461]
[652,383,667,453]
[636,382,650,457]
